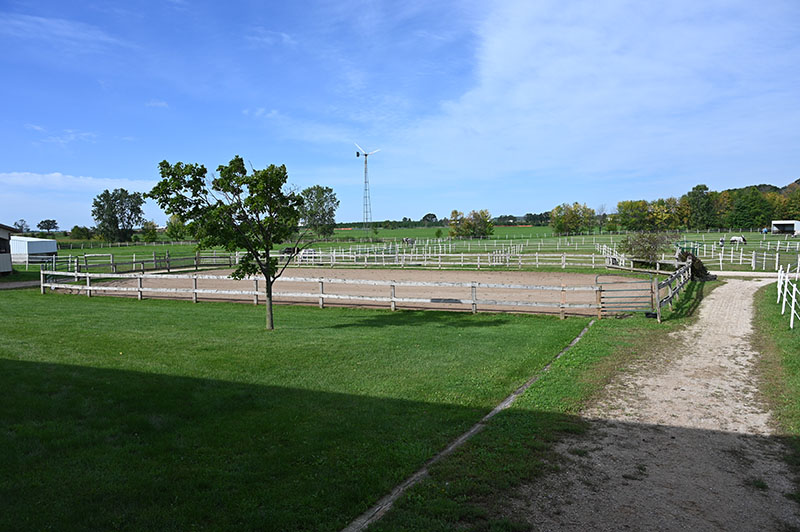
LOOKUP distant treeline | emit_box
[609,181,800,232]
[336,211,551,229]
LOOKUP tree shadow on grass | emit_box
[327,308,514,329]
[662,281,706,321]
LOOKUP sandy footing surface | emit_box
[75,268,644,317]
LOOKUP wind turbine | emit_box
[355,143,380,233]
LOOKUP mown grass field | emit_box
[1,288,590,532]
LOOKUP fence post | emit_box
[560,283,566,319]
[40,269,45,295]
[471,283,477,314]
[318,281,324,309]
[193,276,198,303]
[561,253,566,269]
[653,277,661,323]
[86,275,91,298]
[791,285,797,329]
[782,274,790,314]
[138,276,143,300]
[254,279,259,306]
[596,286,602,319]
[391,283,396,311]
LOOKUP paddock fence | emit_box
[777,266,800,329]
[40,267,692,321]
[40,270,602,318]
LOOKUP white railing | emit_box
[39,270,603,318]
[777,266,800,329]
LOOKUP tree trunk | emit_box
[265,277,275,330]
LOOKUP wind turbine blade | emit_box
[368,149,380,155]
[354,142,366,153]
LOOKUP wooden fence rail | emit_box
[40,270,604,319]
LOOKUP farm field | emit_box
[0,288,590,531]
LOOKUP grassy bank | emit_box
[753,283,800,502]
[0,290,588,531]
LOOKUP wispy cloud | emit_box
[246,27,297,48]
[41,130,96,146]
[145,100,169,108]
[0,12,131,53]
[25,124,45,132]
[1,171,155,192]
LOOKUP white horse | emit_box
[730,235,747,245]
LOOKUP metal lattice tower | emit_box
[355,143,379,233]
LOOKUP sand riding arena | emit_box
[41,267,674,319]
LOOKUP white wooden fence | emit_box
[40,270,605,318]
[777,266,800,329]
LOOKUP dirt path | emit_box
[508,278,800,531]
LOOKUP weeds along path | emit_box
[508,278,800,531]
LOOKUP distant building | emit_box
[10,235,58,262]
[0,223,20,275]
[771,220,800,234]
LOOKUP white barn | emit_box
[0,223,20,275]
[11,235,58,262]
[771,220,800,235]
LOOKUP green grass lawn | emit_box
[0,266,42,283]
[0,290,589,531]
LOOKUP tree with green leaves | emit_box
[37,219,59,233]
[165,214,187,240]
[685,184,714,230]
[140,221,159,242]
[12,219,29,233]
[618,232,674,266]
[148,155,329,330]
[299,185,339,238]
[550,203,595,234]
[421,213,438,225]
[92,189,145,242]
[449,209,494,238]
[69,225,93,240]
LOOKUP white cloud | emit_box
[145,100,169,108]
[377,0,800,204]
[0,13,131,52]
[41,130,97,145]
[246,28,297,48]
[1,171,155,192]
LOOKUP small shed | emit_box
[0,223,20,275]
[771,220,800,235]
[11,235,58,262]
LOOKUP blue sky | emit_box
[2,0,799,228]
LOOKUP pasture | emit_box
[0,288,591,531]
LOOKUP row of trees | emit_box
[12,219,59,234]
[612,184,800,232]
[550,182,800,234]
